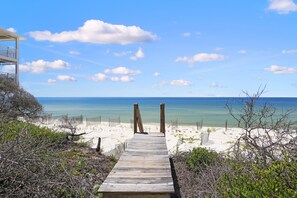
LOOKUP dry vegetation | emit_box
[0,122,115,197]
[172,88,297,197]
[172,152,227,197]
[0,76,115,197]
[2,76,297,197]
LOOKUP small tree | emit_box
[0,75,43,124]
[59,115,85,141]
[227,88,297,165]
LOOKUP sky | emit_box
[1,0,297,97]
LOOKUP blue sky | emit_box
[1,0,297,97]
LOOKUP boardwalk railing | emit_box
[160,103,165,134]
[134,103,144,133]
[134,103,166,135]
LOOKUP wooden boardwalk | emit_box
[99,132,175,198]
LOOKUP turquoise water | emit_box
[37,97,297,127]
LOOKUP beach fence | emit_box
[86,116,102,126]
[108,116,121,127]
[39,114,84,125]
[196,120,203,130]
[71,115,84,124]
[56,114,83,124]
[33,114,52,124]
[225,119,228,131]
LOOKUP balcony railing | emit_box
[0,72,15,81]
[0,46,16,59]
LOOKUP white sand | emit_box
[36,120,244,155]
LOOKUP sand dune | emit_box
[36,120,243,155]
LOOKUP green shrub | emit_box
[186,147,219,173]
[218,159,297,197]
[0,121,66,145]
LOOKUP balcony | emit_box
[0,27,26,85]
[0,72,15,82]
[0,45,17,64]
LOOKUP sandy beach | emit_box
[36,119,243,155]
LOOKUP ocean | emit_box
[37,97,297,127]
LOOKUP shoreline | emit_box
[35,120,243,156]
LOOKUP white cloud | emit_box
[282,49,297,54]
[6,27,16,33]
[111,76,134,82]
[19,59,70,74]
[130,48,145,60]
[47,79,57,84]
[93,66,140,83]
[57,75,76,81]
[92,73,133,82]
[176,53,225,64]
[104,66,141,75]
[183,32,191,37]
[170,80,192,86]
[265,65,297,74]
[153,72,160,77]
[29,20,157,44]
[268,0,297,14]
[92,73,107,81]
[114,51,132,57]
[238,50,247,54]
[69,50,80,55]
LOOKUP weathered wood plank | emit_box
[104,177,173,184]
[100,183,174,193]
[103,193,171,198]
[108,172,172,178]
[99,133,174,195]
[114,162,171,169]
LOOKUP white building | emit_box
[0,28,25,85]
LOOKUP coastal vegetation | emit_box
[0,76,42,124]
[0,77,115,197]
[1,75,297,197]
[173,88,297,197]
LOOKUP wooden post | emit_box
[137,107,144,133]
[96,137,101,153]
[160,103,165,134]
[225,120,227,131]
[134,104,138,133]
[134,103,144,133]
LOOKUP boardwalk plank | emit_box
[99,133,175,196]
[100,183,174,193]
